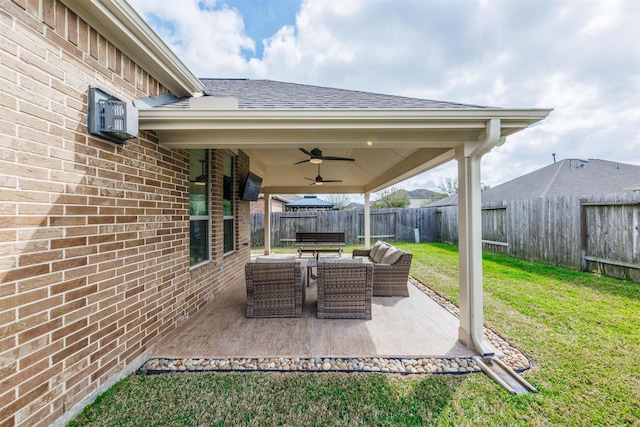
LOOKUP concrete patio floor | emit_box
[150,260,477,360]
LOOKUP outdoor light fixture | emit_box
[87,86,138,144]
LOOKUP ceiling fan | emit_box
[305,164,343,186]
[294,147,355,165]
[190,159,207,186]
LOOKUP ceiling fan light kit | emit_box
[304,163,343,185]
[295,147,355,165]
[296,147,353,185]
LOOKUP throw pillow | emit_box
[369,240,384,259]
[373,243,391,263]
[381,247,403,264]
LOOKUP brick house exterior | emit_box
[0,1,554,425]
[0,1,250,426]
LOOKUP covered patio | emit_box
[150,268,472,360]
[139,79,552,361]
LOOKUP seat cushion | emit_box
[381,246,403,264]
[319,257,363,264]
[256,256,297,263]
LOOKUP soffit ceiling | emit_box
[139,108,551,195]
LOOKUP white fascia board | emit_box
[61,0,203,97]
[138,108,553,131]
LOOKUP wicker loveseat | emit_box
[352,241,412,297]
[245,260,306,318]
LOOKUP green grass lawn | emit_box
[70,243,639,426]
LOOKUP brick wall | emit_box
[0,2,250,426]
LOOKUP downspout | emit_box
[468,118,505,359]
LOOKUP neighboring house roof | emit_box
[429,159,640,206]
[385,188,442,200]
[162,79,493,110]
[256,194,300,203]
[345,202,364,210]
[429,193,458,207]
[407,189,442,199]
[286,195,334,209]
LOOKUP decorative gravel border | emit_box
[139,277,531,375]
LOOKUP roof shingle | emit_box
[164,79,494,110]
[429,159,640,206]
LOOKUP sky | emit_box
[129,0,640,199]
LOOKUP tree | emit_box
[437,177,490,195]
[325,194,351,210]
[437,178,458,196]
[372,187,409,208]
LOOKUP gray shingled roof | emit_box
[408,189,442,198]
[285,195,334,208]
[429,159,640,206]
[164,79,493,109]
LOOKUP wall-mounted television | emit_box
[241,172,262,201]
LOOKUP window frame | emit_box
[223,150,236,255]
[189,149,210,269]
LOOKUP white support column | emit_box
[263,194,271,255]
[457,119,503,359]
[364,192,371,249]
[457,153,486,352]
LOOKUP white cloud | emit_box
[130,0,640,192]
[129,0,255,77]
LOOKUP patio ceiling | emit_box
[138,107,552,195]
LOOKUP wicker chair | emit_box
[352,244,412,297]
[316,262,373,319]
[245,262,305,318]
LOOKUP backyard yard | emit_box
[69,243,639,426]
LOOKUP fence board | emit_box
[250,192,639,283]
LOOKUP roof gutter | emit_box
[139,108,553,130]
[61,0,204,97]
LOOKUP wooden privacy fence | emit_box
[434,192,640,283]
[251,192,640,282]
[250,208,438,247]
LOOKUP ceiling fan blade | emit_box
[321,179,342,183]
[299,148,312,156]
[322,156,355,162]
[294,159,311,165]
[303,177,315,181]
